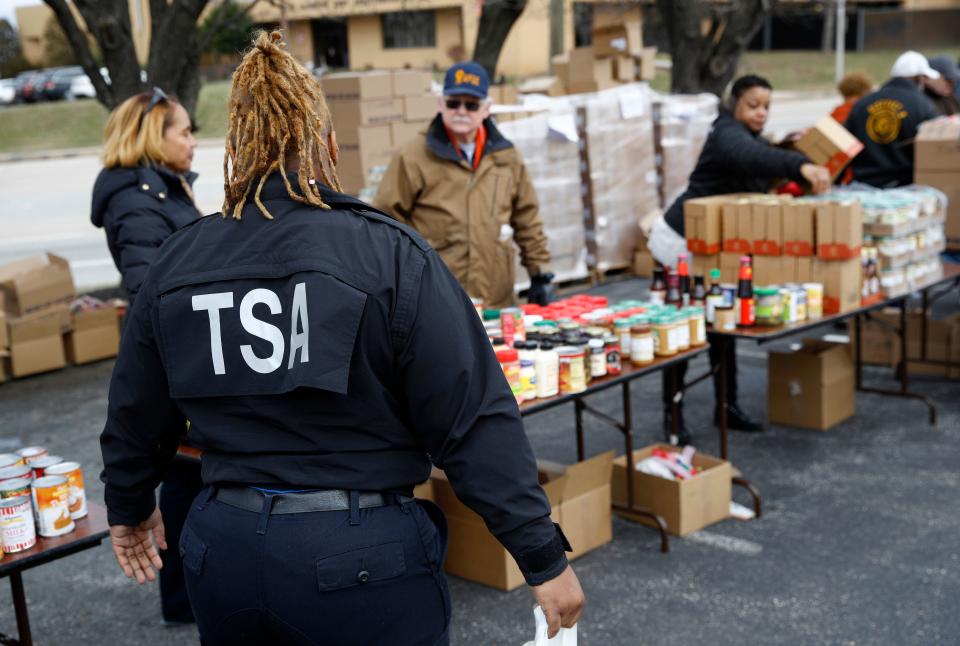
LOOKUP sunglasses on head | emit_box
[444,98,482,112]
[142,86,168,119]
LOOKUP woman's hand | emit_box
[109,507,166,584]
[801,163,832,195]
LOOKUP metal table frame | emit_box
[708,263,960,457]
[0,504,109,646]
[520,343,761,552]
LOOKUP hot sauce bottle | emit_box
[737,255,755,327]
[677,253,691,307]
[649,265,666,304]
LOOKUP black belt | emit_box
[216,486,394,515]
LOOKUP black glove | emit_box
[527,273,556,306]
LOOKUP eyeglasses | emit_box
[142,86,168,120]
[444,98,482,112]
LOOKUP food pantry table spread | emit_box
[708,263,960,460]
[519,343,762,553]
[0,503,109,646]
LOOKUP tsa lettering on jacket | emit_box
[192,283,309,375]
[160,272,367,399]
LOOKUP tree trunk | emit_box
[657,0,772,97]
[821,1,835,53]
[43,0,115,106]
[74,0,144,107]
[473,0,529,80]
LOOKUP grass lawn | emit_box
[2,48,958,155]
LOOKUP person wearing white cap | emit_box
[844,50,939,187]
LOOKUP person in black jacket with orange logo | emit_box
[99,31,583,645]
[90,88,203,627]
[647,75,831,444]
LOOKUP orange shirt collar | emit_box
[443,123,487,171]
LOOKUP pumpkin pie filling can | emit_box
[0,496,37,553]
[0,464,32,483]
[0,454,23,470]
[0,478,32,500]
[43,462,87,520]
[31,476,75,537]
[17,447,48,466]
[29,456,63,480]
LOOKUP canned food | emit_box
[0,464,32,483]
[17,447,48,465]
[31,476,74,537]
[29,456,63,480]
[715,306,737,332]
[0,454,23,470]
[0,478,32,500]
[43,462,87,520]
[720,284,737,309]
[0,496,36,553]
[804,283,823,320]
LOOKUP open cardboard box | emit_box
[611,444,731,536]
[795,116,863,180]
[431,451,613,591]
[768,339,855,430]
[0,253,75,317]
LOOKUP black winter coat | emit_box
[664,110,809,236]
[91,165,199,305]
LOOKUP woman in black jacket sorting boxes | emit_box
[647,74,832,444]
[89,88,203,626]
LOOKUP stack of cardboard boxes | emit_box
[682,193,864,314]
[850,308,960,380]
[914,116,960,252]
[794,116,864,181]
[548,8,656,96]
[320,69,436,195]
[0,253,119,383]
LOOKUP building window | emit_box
[382,11,436,49]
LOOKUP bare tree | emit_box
[473,0,529,79]
[657,0,773,97]
[42,0,264,118]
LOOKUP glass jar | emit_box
[653,315,676,357]
[557,346,587,394]
[674,310,691,351]
[804,282,823,320]
[630,321,655,364]
[588,339,607,378]
[614,318,633,358]
[687,306,706,347]
[603,335,622,375]
[714,306,736,332]
[496,348,522,403]
[755,286,782,326]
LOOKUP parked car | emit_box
[0,79,15,105]
[41,66,89,100]
[69,71,97,99]
[14,70,44,103]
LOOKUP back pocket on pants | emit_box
[316,542,406,592]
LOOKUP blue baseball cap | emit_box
[443,62,489,99]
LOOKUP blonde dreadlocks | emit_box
[223,30,341,220]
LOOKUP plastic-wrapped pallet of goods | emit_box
[654,93,718,207]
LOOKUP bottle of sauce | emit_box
[649,265,667,304]
[691,274,706,307]
[677,253,691,307]
[705,269,724,325]
[665,270,682,308]
[737,255,755,327]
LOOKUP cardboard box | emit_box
[691,253,719,280]
[754,255,787,286]
[489,84,519,105]
[391,69,432,97]
[915,116,960,172]
[432,452,613,591]
[337,145,394,195]
[611,445,731,536]
[816,201,862,260]
[591,11,642,57]
[613,56,635,83]
[327,97,403,132]
[814,257,861,314]
[7,313,66,377]
[782,202,816,256]
[751,200,783,255]
[390,120,429,149]
[0,253,75,317]
[65,305,119,365]
[795,116,864,180]
[722,198,754,254]
[320,72,393,101]
[683,197,724,255]
[333,123,391,149]
[914,169,960,249]
[719,252,742,284]
[783,255,815,284]
[849,309,960,378]
[564,47,616,91]
[768,340,855,430]
[633,250,654,278]
[0,312,8,349]
[402,94,437,122]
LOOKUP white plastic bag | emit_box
[521,605,578,646]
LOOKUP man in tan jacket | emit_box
[375,62,555,309]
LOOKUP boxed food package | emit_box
[7,309,67,377]
[722,197,754,253]
[0,253,75,317]
[320,71,393,101]
[591,7,642,57]
[754,255,788,286]
[327,97,404,132]
[337,145,393,195]
[683,196,724,255]
[611,444,731,536]
[390,121,429,149]
[915,117,960,249]
[783,255,815,284]
[794,116,864,180]
[751,199,783,255]
[633,250,654,278]
[65,305,119,365]
[816,201,862,260]
[719,252,741,284]
[768,339,855,430]
[782,201,817,256]
[432,452,613,591]
[333,123,390,149]
[391,69,432,97]
[691,253,719,280]
[402,94,437,122]
[813,257,862,314]
[613,56,636,83]
[563,48,617,94]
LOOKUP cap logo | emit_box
[454,69,481,87]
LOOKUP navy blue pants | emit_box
[180,488,451,645]
[159,458,204,622]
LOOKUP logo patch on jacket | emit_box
[865,99,908,144]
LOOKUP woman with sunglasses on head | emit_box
[90,87,201,627]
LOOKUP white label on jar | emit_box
[633,335,654,361]
[695,318,705,344]
[678,323,690,348]
[590,353,607,377]
[667,326,682,352]
[620,331,631,353]
[706,295,723,324]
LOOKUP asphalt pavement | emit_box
[0,276,957,645]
